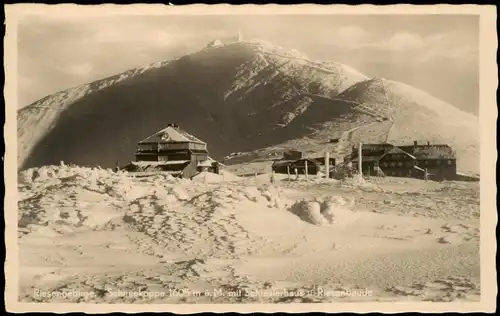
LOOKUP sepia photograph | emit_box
[4,3,497,313]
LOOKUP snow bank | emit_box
[192,171,241,183]
[18,165,361,258]
[340,174,381,192]
[17,165,182,233]
[288,196,358,226]
[219,170,241,181]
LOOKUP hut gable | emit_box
[312,156,336,166]
[289,158,321,175]
[283,150,303,160]
[349,143,394,162]
[271,157,321,175]
[139,124,206,145]
[379,146,416,161]
[292,158,321,167]
[271,158,320,168]
[272,159,295,168]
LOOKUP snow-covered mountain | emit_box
[17,38,479,174]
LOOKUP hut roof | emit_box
[349,143,393,159]
[380,146,416,160]
[272,157,321,168]
[312,156,336,164]
[197,160,213,167]
[139,126,206,144]
[351,145,415,162]
[291,158,322,166]
[400,144,456,159]
[272,159,295,168]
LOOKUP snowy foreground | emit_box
[18,165,480,303]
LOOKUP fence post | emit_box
[287,165,291,181]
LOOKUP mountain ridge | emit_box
[17,38,479,175]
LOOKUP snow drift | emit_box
[288,196,358,226]
[18,165,355,258]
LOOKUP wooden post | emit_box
[325,152,330,179]
[305,160,309,181]
[358,142,363,175]
[287,165,291,181]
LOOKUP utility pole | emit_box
[305,160,309,181]
[358,142,363,175]
[325,151,330,179]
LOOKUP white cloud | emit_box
[330,25,368,48]
[66,63,94,77]
[361,31,477,64]
[92,27,179,48]
[385,31,426,51]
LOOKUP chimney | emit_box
[427,141,430,146]
[413,141,418,147]
[167,123,172,127]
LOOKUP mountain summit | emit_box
[17,39,479,174]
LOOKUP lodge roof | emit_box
[350,144,416,162]
[399,144,456,159]
[139,125,206,145]
[380,146,416,160]
[348,142,455,162]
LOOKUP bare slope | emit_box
[228,77,479,175]
[18,39,367,170]
[341,78,479,174]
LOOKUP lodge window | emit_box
[390,162,396,167]
[397,162,403,167]
[424,160,429,165]
[436,160,441,165]
[405,161,413,167]
[382,162,388,167]
[448,160,453,165]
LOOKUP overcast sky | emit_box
[18,14,479,114]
